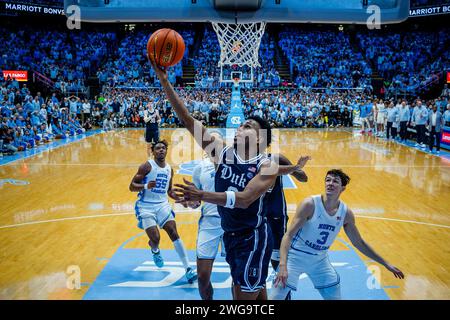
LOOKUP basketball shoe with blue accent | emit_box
[152,250,164,268]
[185,267,198,284]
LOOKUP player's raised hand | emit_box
[296,155,311,169]
[146,181,156,189]
[148,55,168,82]
[273,265,288,289]
[386,264,405,279]
[173,178,204,202]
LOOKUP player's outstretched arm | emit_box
[129,162,155,192]
[343,209,405,279]
[149,59,224,161]
[173,162,278,209]
[274,197,314,289]
[274,153,309,182]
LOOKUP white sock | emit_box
[173,239,190,270]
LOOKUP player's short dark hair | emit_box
[326,169,350,187]
[247,115,272,147]
[151,139,169,151]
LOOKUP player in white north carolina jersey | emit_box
[129,140,197,283]
[189,153,225,300]
[376,99,387,137]
[270,169,404,300]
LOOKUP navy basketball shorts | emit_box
[223,223,273,293]
[145,128,159,143]
[267,214,288,251]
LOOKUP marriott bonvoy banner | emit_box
[3,70,28,82]
[2,2,65,16]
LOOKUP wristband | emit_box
[144,183,148,190]
[225,191,236,209]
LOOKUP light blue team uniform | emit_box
[270,195,348,300]
[135,160,175,230]
[192,158,225,259]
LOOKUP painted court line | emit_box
[1,210,449,230]
[354,215,450,229]
[0,212,133,229]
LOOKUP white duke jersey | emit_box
[291,195,347,255]
[192,158,219,217]
[137,159,171,204]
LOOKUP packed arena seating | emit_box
[357,29,450,96]
[0,26,117,94]
[99,29,194,89]
[278,29,373,90]
[2,72,450,155]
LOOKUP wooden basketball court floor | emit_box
[0,128,449,300]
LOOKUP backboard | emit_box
[65,0,410,24]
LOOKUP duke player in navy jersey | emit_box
[150,60,309,300]
[129,140,197,283]
[271,169,404,300]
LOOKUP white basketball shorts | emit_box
[196,215,225,259]
[134,201,175,230]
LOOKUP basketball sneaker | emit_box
[185,267,198,284]
[152,250,164,268]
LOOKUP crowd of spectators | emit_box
[357,29,450,96]
[241,88,363,128]
[0,79,88,155]
[279,29,373,91]
[98,30,194,90]
[2,74,450,157]
[3,23,446,97]
[0,26,117,94]
[96,87,232,129]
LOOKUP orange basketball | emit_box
[147,28,185,67]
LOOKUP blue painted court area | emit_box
[0,129,103,166]
[84,240,389,300]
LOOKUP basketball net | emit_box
[211,22,266,68]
